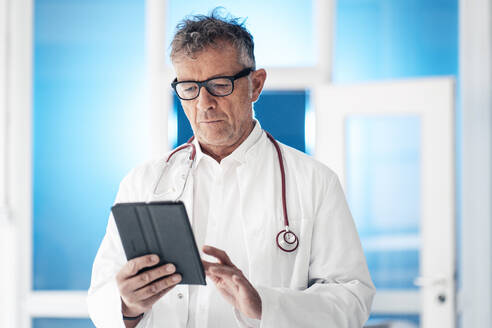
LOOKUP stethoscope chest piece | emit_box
[276,228,299,252]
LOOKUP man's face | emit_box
[172,43,265,151]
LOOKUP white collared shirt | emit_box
[188,121,263,328]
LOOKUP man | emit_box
[88,11,375,328]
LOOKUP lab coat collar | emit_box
[227,119,263,164]
[191,119,263,166]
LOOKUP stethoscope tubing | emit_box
[154,131,299,253]
[265,131,289,229]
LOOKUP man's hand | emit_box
[116,255,182,320]
[202,245,262,320]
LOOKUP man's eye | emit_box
[182,84,197,92]
[210,82,231,90]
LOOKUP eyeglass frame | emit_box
[171,67,254,100]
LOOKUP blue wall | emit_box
[334,0,458,82]
[33,0,148,290]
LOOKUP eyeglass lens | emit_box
[176,78,233,100]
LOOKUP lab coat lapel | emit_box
[168,154,194,223]
[147,154,193,322]
[236,135,283,285]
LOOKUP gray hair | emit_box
[170,8,256,69]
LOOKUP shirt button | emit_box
[177,292,184,299]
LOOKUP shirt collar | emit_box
[192,119,263,166]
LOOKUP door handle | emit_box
[414,276,450,304]
[413,276,447,287]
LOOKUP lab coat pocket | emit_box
[150,158,189,201]
[150,170,179,201]
[249,216,314,290]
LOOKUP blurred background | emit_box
[0,0,490,327]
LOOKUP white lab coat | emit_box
[87,130,375,328]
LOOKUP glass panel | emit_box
[33,318,95,328]
[166,1,315,67]
[33,0,148,290]
[172,90,307,153]
[345,116,421,289]
[254,90,306,152]
[334,0,458,82]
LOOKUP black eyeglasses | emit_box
[171,68,253,100]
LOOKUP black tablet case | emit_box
[111,201,206,285]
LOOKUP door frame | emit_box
[314,78,456,327]
[459,0,492,327]
[1,0,33,327]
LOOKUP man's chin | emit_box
[196,133,233,148]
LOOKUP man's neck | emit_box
[200,121,255,163]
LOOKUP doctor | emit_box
[88,10,375,328]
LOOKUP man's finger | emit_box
[201,259,212,271]
[202,245,234,266]
[202,261,235,277]
[141,284,176,308]
[207,268,240,293]
[133,273,182,301]
[118,255,160,279]
[202,259,220,272]
[207,266,242,291]
[209,265,239,280]
[126,263,176,291]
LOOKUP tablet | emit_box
[111,201,206,285]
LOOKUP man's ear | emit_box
[250,69,267,103]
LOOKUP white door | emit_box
[314,78,455,327]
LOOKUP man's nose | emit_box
[196,85,216,111]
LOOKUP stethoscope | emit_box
[152,131,299,253]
